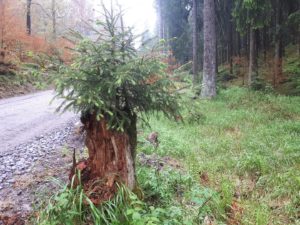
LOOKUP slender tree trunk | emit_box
[248,28,257,87]
[246,29,249,60]
[228,0,233,74]
[298,20,300,57]
[216,39,218,74]
[201,0,216,98]
[158,0,165,40]
[298,30,300,57]
[274,0,283,87]
[263,26,268,62]
[51,0,56,40]
[192,0,199,85]
[26,0,32,35]
[0,0,5,50]
[237,31,241,57]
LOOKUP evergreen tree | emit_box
[232,0,271,87]
[54,5,180,199]
[155,0,192,63]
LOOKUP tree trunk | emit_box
[26,0,32,35]
[51,0,56,40]
[0,0,5,50]
[263,26,268,62]
[192,0,199,85]
[237,31,241,57]
[201,0,216,98]
[274,0,283,87]
[246,29,249,60]
[158,0,165,40]
[215,39,218,74]
[227,0,233,74]
[248,28,257,87]
[73,113,137,204]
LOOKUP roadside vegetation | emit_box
[1,0,299,224]
[35,85,300,225]
[0,54,60,98]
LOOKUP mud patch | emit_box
[137,153,183,171]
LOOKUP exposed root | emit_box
[69,159,120,205]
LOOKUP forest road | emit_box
[0,90,76,154]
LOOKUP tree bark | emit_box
[274,0,283,87]
[51,0,56,40]
[158,0,165,40]
[26,0,32,35]
[227,0,233,74]
[201,0,216,98]
[73,113,137,204]
[0,0,5,50]
[263,26,268,62]
[248,28,257,87]
[215,39,218,74]
[192,0,199,85]
[237,31,241,57]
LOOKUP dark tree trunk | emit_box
[227,0,233,74]
[246,29,249,60]
[274,0,283,87]
[215,39,218,74]
[263,26,268,62]
[248,28,258,87]
[73,113,137,204]
[298,31,300,57]
[26,0,32,35]
[237,31,241,57]
[192,0,199,85]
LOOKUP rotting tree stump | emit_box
[70,113,137,205]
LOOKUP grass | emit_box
[139,87,300,224]
[35,86,300,224]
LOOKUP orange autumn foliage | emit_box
[0,0,73,64]
[162,50,180,74]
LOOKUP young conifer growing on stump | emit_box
[55,6,179,204]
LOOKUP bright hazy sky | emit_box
[92,0,157,35]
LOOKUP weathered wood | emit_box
[71,113,137,204]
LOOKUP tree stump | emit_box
[70,113,137,204]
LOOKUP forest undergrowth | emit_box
[35,87,300,225]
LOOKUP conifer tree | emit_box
[55,5,180,201]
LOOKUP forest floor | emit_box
[135,87,300,224]
[0,53,299,224]
[32,86,300,225]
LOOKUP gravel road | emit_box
[0,90,75,153]
[0,91,80,223]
